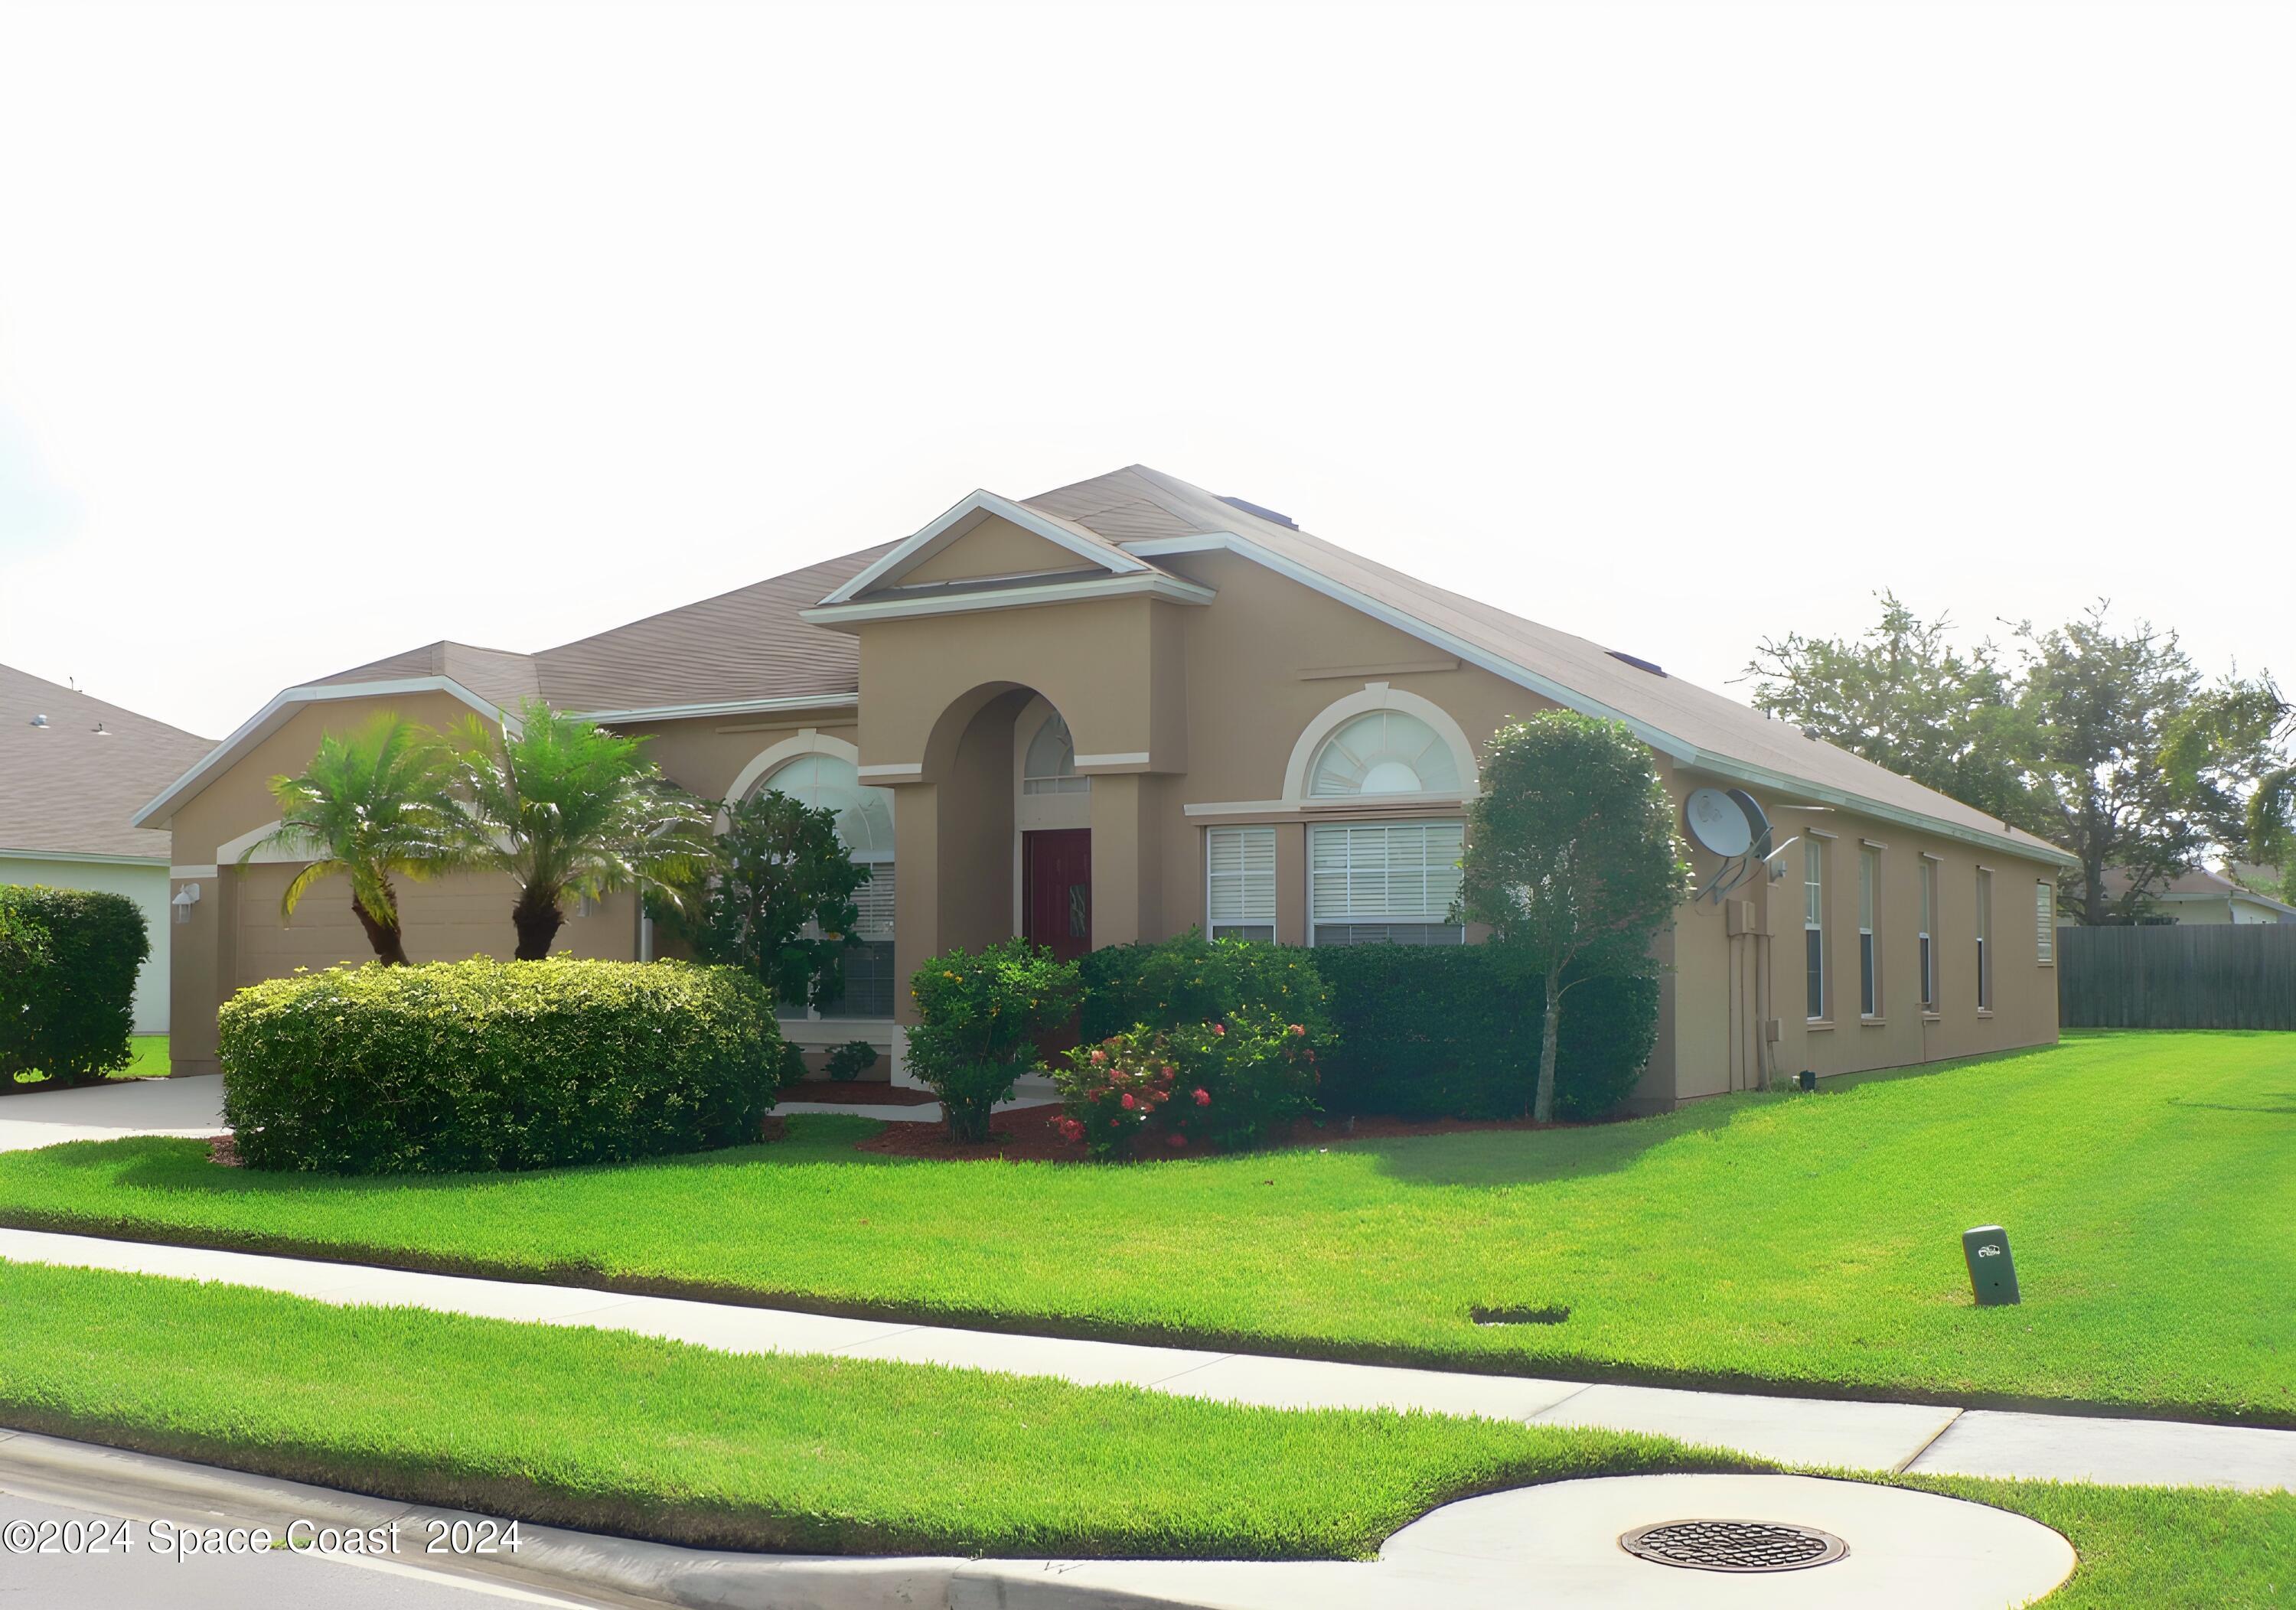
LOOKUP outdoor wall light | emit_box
[171,883,202,927]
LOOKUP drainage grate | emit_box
[1619,1519,1848,1573]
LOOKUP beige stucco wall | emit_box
[0,854,173,1034]
[154,521,2066,1100]
[901,516,1099,585]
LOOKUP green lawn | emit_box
[2,1031,2290,1421]
[0,1259,1743,1559]
[0,1260,2287,1602]
[8,1032,169,1087]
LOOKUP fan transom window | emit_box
[1023,712,1089,795]
[757,754,895,863]
[1309,711,1461,797]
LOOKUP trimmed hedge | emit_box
[1310,947,1658,1121]
[0,885,148,1088]
[220,959,783,1174]
[1078,931,1334,1044]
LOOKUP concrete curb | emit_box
[0,1428,970,1610]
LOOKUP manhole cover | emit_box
[1619,1518,1848,1573]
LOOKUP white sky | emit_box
[2,0,2290,741]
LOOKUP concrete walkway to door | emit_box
[0,1075,231,1153]
[3,1225,2290,1494]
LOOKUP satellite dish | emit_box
[1726,787,1774,860]
[1686,788,1753,857]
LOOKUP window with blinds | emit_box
[1308,821,1465,947]
[1205,826,1276,942]
[2035,880,2054,963]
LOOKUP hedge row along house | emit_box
[138,465,2075,1106]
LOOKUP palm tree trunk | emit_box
[350,895,410,966]
[512,891,565,960]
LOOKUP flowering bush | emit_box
[905,939,1081,1142]
[1058,1009,1327,1159]
[1053,1028,1180,1159]
[1166,1008,1325,1152]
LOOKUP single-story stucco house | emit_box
[2,662,216,1032]
[2065,866,2296,926]
[137,464,2076,1106]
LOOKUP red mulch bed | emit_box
[782,1080,939,1106]
[852,1103,1571,1164]
[207,1134,244,1168]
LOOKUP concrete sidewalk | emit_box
[4,1227,2289,1492]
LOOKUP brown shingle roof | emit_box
[1025,465,2076,867]
[0,664,214,860]
[321,641,543,711]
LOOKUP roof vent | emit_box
[1218,495,1297,529]
[93,721,110,736]
[28,713,47,727]
[1607,650,1666,677]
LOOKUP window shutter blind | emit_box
[1309,823,1464,921]
[1207,827,1277,925]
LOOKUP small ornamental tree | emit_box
[905,939,1080,1142]
[1453,712,1690,1123]
[648,788,872,1012]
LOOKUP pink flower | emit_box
[1211,1023,1225,1037]
[1193,1087,1212,1106]
[1120,1092,1137,1110]
[1055,1117,1084,1142]
[1289,1023,1306,1036]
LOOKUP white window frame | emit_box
[1858,845,1880,1019]
[1918,855,1939,1012]
[1804,836,1828,1022]
[2036,880,2055,964]
[1306,820,1466,947]
[1975,867,1994,1012]
[1205,825,1277,942]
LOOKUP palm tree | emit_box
[443,699,714,960]
[243,712,459,965]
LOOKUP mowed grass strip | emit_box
[2,1032,2290,1419]
[0,1260,1743,1559]
[1906,1477,2296,1609]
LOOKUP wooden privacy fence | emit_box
[2056,924,2296,1030]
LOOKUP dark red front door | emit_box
[1022,829,1092,962]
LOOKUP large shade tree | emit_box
[443,700,714,959]
[1750,596,2291,924]
[243,712,459,965]
[1453,712,1690,1122]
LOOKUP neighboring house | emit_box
[1,663,216,1032]
[2062,866,2296,926]
[137,464,2076,1106]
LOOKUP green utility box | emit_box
[1962,1224,2020,1306]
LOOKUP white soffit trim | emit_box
[858,762,924,780]
[571,693,859,725]
[0,846,168,867]
[1127,531,2075,871]
[819,490,1150,605]
[131,676,519,831]
[802,571,1213,626]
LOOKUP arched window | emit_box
[1023,712,1088,795]
[758,753,895,862]
[755,752,896,1018]
[1309,710,1462,797]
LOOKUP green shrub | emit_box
[1311,946,1657,1120]
[1163,1009,1324,1151]
[0,885,148,1088]
[1078,930,1332,1042]
[1053,1028,1180,1159]
[774,1038,807,1092]
[220,959,781,1173]
[823,1040,879,1080]
[906,940,1080,1142]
